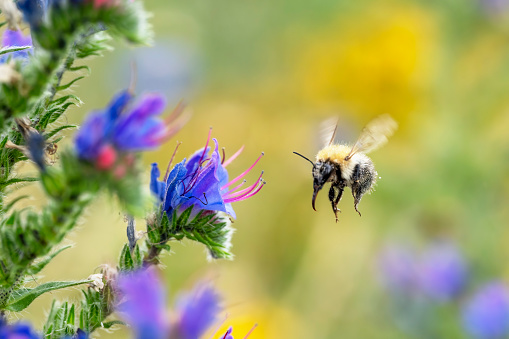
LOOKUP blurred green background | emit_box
[15,0,509,337]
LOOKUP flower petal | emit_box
[176,283,221,339]
[117,269,170,339]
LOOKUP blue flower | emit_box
[75,90,182,170]
[462,282,509,339]
[175,283,221,339]
[151,130,265,219]
[16,0,47,27]
[0,318,40,339]
[117,268,170,339]
[0,29,33,63]
[117,268,223,339]
[417,241,468,301]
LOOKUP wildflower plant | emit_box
[0,0,264,337]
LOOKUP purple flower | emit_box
[75,90,182,170]
[175,283,221,339]
[0,29,33,63]
[0,318,40,339]
[378,240,468,301]
[117,268,223,339]
[151,129,265,219]
[417,241,468,301]
[378,244,417,293]
[117,269,170,339]
[462,282,509,339]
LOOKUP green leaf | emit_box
[119,244,133,271]
[0,46,31,56]
[5,280,91,312]
[2,177,38,188]
[56,76,85,91]
[67,304,75,325]
[27,245,72,275]
[157,243,171,252]
[3,195,30,212]
[44,124,77,139]
[101,320,125,329]
[50,94,82,106]
[177,206,193,227]
[68,65,90,73]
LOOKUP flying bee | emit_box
[294,115,397,222]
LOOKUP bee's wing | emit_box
[346,114,397,159]
[320,117,340,148]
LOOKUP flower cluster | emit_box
[462,282,509,339]
[150,129,265,220]
[116,268,256,339]
[117,268,221,339]
[0,318,40,339]
[75,90,183,173]
[378,240,468,301]
[379,240,509,339]
[16,0,126,28]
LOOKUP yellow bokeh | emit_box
[296,4,437,121]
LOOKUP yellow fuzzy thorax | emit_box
[316,144,352,166]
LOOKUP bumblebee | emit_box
[294,115,397,222]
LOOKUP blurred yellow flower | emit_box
[206,299,311,339]
[295,5,438,121]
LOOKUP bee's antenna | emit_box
[293,151,314,167]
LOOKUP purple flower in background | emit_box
[481,0,509,14]
[378,244,417,293]
[117,269,170,339]
[117,268,223,339]
[462,282,509,339]
[151,129,265,219]
[418,241,468,301]
[75,90,184,170]
[0,318,40,339]
[175,283,221,339]
[0,29,33,63]
[378,240,468,301]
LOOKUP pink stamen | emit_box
[224,180,265,203]
[164,141,182,182]
[243,324,258,339]
[165,100,186,124]
[221,152,264,190]
[222,145,244,167]
[207,313,230,339]
[224,179,247,196]
[154,113,191,145]
[224,171,263,199]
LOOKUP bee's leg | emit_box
[328,186,339,222]
[329,183,344,222]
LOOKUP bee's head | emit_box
[312,161,336,211]
[293,152,337,211]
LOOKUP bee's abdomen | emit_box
[350,161,377,194]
